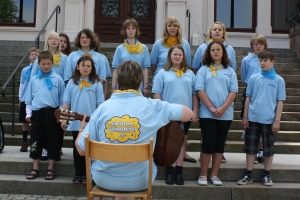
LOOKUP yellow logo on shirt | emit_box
[105,115,141,142]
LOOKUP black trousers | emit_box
[72,131,86,176]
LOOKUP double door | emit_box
[95,0,156,43]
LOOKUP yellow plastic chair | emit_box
[84,134,153,200]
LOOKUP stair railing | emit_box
[1,5,60,135]
[186,9,206,44]
[285,3,300,30]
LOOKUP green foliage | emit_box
[0,0,19,22]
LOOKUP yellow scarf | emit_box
[172,67,185,77]
[209,65,223,77]
[79,79,92,90]
[209,38,225,43]
[53,54,60,67]
[82,53,92,57]
[165,37,178,48]
[123,40,144,54]
[115,89,141,96]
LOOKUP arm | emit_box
[215,91,237,118]
[180,105,194,122]
[242,96,251,130]
[143,68,149,97]
[197,90,217,114]
[272,100,284,134]
[111,69,117,93]
[153,93,161,100]
[150,64,157,76]
[104,78,110,100]
[61,104,70,130]
[191,94,199,123]
[75,115,89,156]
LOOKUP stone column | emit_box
[256,0,272,34]
[63,0,85,41]
[166,0,187,39]
[155,0,166,40]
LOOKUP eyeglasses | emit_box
[48,37,59,41]
[30,53,39,56]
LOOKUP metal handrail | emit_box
[186,9,206,44]
[285,3,300,29]
[1,5,60,135]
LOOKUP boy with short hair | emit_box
[25,51,65,180]
[237,49,286,186]
[240,34,267,163]
[19,47,41,152]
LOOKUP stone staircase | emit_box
[0,41,300,199]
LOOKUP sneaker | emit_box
[221,155,227,163]
[210,176,222,186]
[41,149,48,161]
[254,156,258,164]
[20,143,28,152]
[197,176,207,186]
[262,175,273,186]
[241,131,245,140]
[258,156,264,164]
[237,175,253,185]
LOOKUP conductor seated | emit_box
[75,60,193,200]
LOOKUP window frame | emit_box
[0,0,37,27]
[214,0,257,32]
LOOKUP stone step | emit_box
[235,56,300,63]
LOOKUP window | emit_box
[0,0,36,26]
[215,0,257,32]
[272,0,300,33]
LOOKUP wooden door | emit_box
[94,0,156,43]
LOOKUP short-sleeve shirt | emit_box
[240,53,261,85]
[19,64,32,102]
[63,78,104,131]
[150,39,191,77]
[246,73,286,124]
[77,91,182,191]
[152,68,196,109]
[195,65,238,120]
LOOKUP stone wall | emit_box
[289,25,300,58]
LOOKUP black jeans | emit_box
[72,131,86,176]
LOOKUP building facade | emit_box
[0,0,299,48]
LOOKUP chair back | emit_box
[84,134,153,199]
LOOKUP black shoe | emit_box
[175,175,184,185]
[73,176,81,184]
[258,156,264,164]
[165,174,174,185]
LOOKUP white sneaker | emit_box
[210,176,222,186]
[197,176,207,186]
[241,131,245,140]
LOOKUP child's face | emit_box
[170,47,183,67]
[39,58,53,73]
[259,58,274,71]
[210,24,224,41]
[210,43,223,63]
[76,60,92,78]
[29,52,39,64]
[126,24,137,39]
[253,41,265,55]
[80,33,91,48]
[60,36,68,51]
[167,23,178,37]
[48,35,60,49]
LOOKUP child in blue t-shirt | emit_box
[237,49,286,186]
[240,34,268,164]
[19,47,40,152]
[25,51,65,181]
[61,56,104,184]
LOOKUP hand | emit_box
[79,115,88,131]
[242,117,249,130]
[143,88,148,97]
[192,111,198,123]
[208,106,217,114]
[61,120,67,130]
[214,106,226,118]
[272,120,280,134]
[26,117,31,123]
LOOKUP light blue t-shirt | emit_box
[112,40,150,69]
[195,65,238,120]
[78,91,182,191]
[150,39,191,77]
[246,73,286,124]
[63,78,104,131]
[25,71,65,110]
[64,49,106,82]
[19,64,32,102]
[30,53,67,79]
[240,53,261,85]
[152,68,196,109]
[192,41,236,71]
[102,54,112,78]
